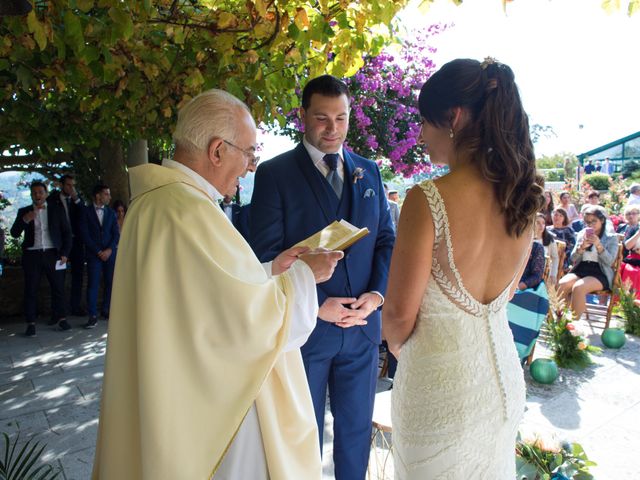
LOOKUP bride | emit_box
[382,58,544,479]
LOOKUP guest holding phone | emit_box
[558,206,618,319]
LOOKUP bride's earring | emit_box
[449,128,454,139]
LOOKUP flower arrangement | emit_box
[546,287,601,369]
[516,431,596,480]
[600,175,628,215]
[615,279,640,336]
[276,25,447,178]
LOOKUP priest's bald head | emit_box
[172,89,259,196]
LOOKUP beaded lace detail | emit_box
[390,180,526,479]
[419,180,512,316]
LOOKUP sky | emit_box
[397,0,640,157]
[260,0,640,165]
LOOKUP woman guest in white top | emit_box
[559,192,579,223]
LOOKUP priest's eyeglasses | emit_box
[223,140,260,166]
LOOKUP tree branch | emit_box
[235,6,280,53]
[0,152,72,170]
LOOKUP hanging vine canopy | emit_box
[1,0,636,174]
[0,0,423,169]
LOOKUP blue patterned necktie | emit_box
[323,153,343,199]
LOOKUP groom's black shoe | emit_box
[84,316,98,329]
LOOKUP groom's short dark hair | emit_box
[301,75,349,110]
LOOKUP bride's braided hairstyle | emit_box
[418,58,545,237]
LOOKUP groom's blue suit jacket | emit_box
[250,143,395,344]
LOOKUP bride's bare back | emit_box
[382,165,532,353]
[434,168,531,305]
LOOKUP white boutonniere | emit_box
[352,167,364,184]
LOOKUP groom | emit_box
[250,75,395,479]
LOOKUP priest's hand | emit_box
[272,246,311,276]
[299,249,344,283]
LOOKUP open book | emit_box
[295,219,369,251]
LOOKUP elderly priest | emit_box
[92,89,343,480]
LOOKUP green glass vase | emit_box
[601,328,626,349]
[529,358,559,384]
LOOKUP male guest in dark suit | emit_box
[10,181,72,336]
[250,75,395,479]
[48,174,87,315]
[236,203,251,241]
[220,194,241,227]
[80,183,119,329]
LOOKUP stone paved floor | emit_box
[1,313,638,479]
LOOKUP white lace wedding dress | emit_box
[391,180,526,479]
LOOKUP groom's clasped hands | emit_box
[271,245,376,328]
[319,292,380,328]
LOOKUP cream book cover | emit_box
[295,219,369,251]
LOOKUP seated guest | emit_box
[620,214,640,297]
[571,203,593,233]
[559,191,579,223]
[585,190,600,206]
[548,207,576,271]
[620,205,640,257]
[540,190,554,226]
[535,213,558,285]
[619,205,640,295]
[558,206,619,319]
[616,204,638,232]
[518,240,545,291]
[627,183,640,206]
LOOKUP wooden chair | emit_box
[542,254,551,285]
[513,255,550,366]
[368,390,393,479]
[555,240,567,284]
[584,242,624,329]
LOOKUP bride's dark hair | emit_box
[418,58,545,237]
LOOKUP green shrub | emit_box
[543,169,565,182]
[547,287,601,369]
[2,229,21,266]
[617,281,640,336]
[0,431,61,480]
[582,173,611,191]
[620,160,640,179]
